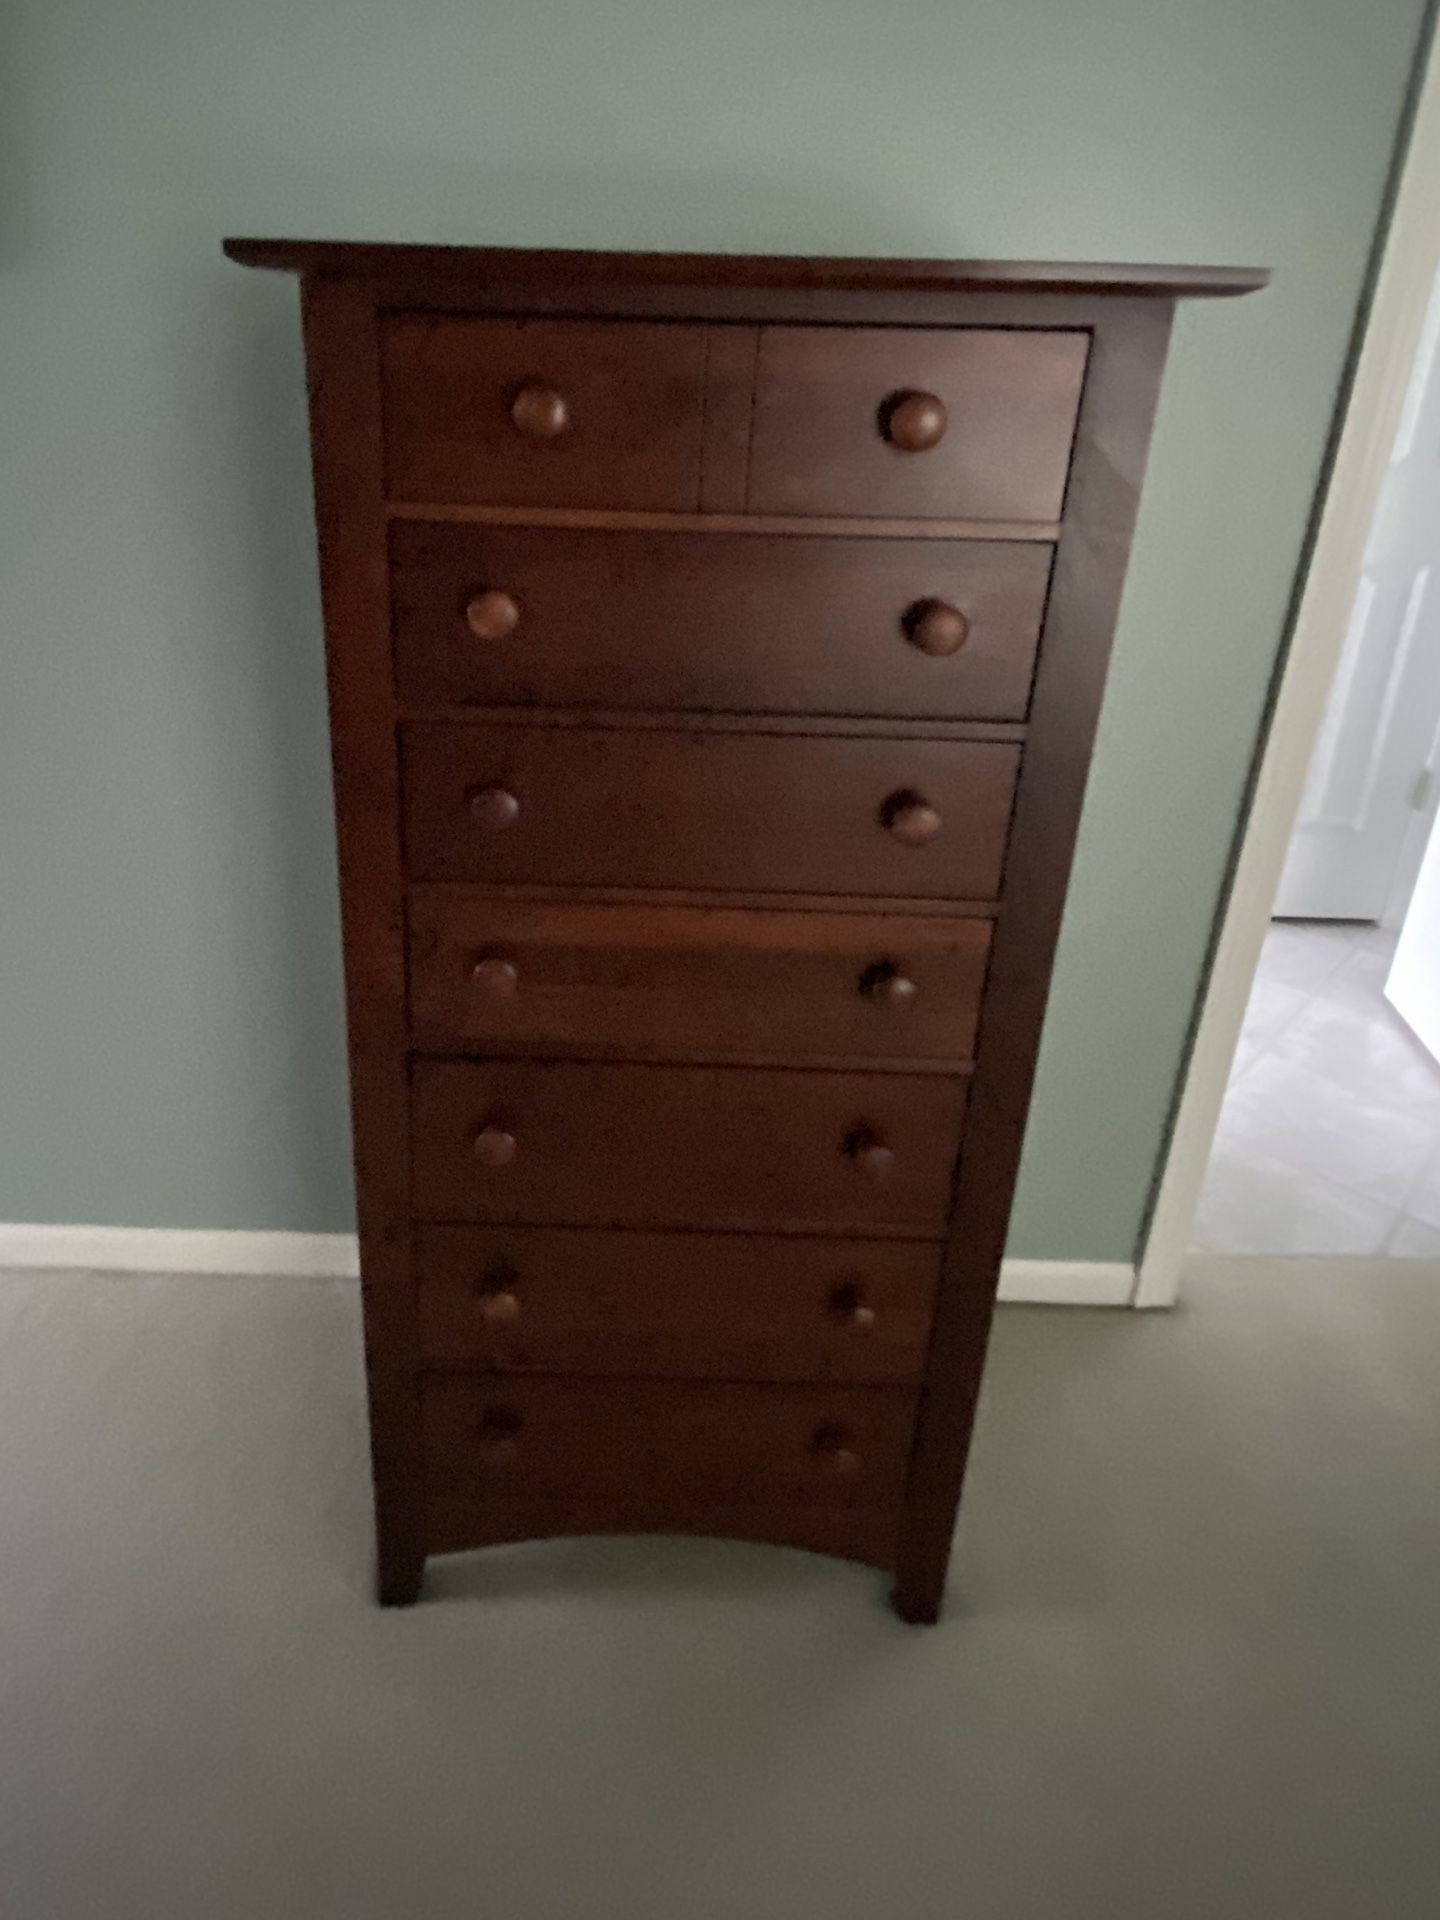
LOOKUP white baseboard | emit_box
[996,1259,1134,1306]
[0,1223,1135,1305]
[0,1223,360,1278]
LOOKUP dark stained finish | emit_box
[297,281,425,1607]
[411,1057,968,1236]
[408,897,992,1064]
[401,723,1021,899]
[225,238,1270,301]
[749,327,1089,520]
[381,316,708,509]
[421,1374,918,1544]
[415,1224,941,1381]
[229,237,1264,1619]
[390,520,1054,720]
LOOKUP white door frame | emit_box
[1135,18,1440,1308]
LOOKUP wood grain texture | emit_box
[892,299,1179,1624]
[389,519,1054,719]
[411,1057,968,1236]
[749,327,1089,521]
[380,315,707,509]
[232,239,1265,1620]
[401,723,1021,900]
[415,1224,941,1381]
[407,896,992,1063]
[299,280,423,1607]
[388,503,1063,542]
[226,239,1270,300]
[422,1375,918,1530]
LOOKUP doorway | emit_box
[1138,17,1440,1302]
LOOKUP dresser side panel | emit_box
[300,276,423,1604]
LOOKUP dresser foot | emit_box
[898,1582,940,1628]
[377,1549,425,1608]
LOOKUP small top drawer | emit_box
[380,316,707,509]
[748,326,1089,522]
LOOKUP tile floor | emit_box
[1195,920,1440,1256]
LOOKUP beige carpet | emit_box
[2,1254,1437,1918]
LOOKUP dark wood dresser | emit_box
[225,241,1265,1621]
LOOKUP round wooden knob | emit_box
[478,1407,522,1461]
[465,590,521,643]
[860,962,918,1009]
[882,792,942,847]
[511,384,570,440]
[883,390,948,452]
[812,1425,862,1476]
[828,1281,877,1331]
[476,1286,521,1325]
[845,1128,896,1180]
[473,1125,517,1169]
[904,599,970,657]
[468,786,521,830]
[471,955,519,1000]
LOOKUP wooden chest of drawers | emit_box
[226,240,1264,1621]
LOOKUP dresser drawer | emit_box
[422,1375,918,1515]
[391,520,1054,720]
[411,1059,966,1234]
[748,327,1088,521]
[380,316,707,509]
[416,1225,940,1381]
[408,897,991,1063]
[402,724,1020,901]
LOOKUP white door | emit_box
[1387,805,1440,1062]
[1273,263,1440,922]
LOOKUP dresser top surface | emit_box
[223,238,1268,301]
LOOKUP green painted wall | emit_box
[1,0,1427,1251]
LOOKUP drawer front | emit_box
[422,1375,918,1514]
[411,1059,967,1234]
[391,521,1054,721]
[416,1225,941,1380]
[380,316,707,509]
[402,724,1020,900]
[748,326,1089,521]
[408,898,992,1063]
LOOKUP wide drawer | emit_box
[391,520,1054,720]
[407,897,992,1063]
[422,1375,918,1516]
[416,1225,940,1380]
[401,723,1021,901]
[748,326,1089,521]
[410,1058,967,1235]
[380,316,707,509]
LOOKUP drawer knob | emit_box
[883,390,948,453]
[476,1285,521,1325]
[511,384,570,440]
[471,955,520,999]
[904,598,970,657]
[473,1259,522,1322]
[829,1280,877,1331]
[473,1124,518,1169]
[812,1424,862,1476]
[469,786,522,830]
[860,961,918,1009]
[465,590,521,643]
[845,1127,896,1180]
[478,1406,522,1461]
[881,791,942,847]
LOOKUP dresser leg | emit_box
[376,1537,425,1607]
[891,1572,943,1626]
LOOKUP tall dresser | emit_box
[226,241,1265,1621]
